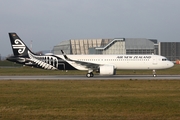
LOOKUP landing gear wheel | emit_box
[86,72,94,78]
[86,73,91,78]
[90,72,94,77]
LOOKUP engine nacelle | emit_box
[99,65,116,75]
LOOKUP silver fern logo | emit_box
[28,51,58,70]
[12,39,26,54]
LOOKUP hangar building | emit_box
[53,38,157,55]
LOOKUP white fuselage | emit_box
[57,54,174,71]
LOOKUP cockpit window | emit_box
[162,59,167,61]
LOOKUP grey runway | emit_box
[0,75,180,80]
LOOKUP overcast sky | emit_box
[0,0,180,57]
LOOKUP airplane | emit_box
[7,33,174,77]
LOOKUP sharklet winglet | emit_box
[61,50,72,61]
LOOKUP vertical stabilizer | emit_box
[9,33,31,56]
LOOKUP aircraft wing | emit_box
[61,50,100,70]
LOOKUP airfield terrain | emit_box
[0,61,180,120]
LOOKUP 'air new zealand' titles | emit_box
[7,33,174,77]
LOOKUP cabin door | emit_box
[153,56,157,65]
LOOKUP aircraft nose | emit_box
[168,61,174,68]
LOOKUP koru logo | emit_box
[12,39,26,54]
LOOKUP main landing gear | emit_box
[86,72,94,78]
[153,69,157,77]
[86,70,94,78]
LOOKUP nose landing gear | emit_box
[153,70,157,77]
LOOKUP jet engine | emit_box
[99,65,116,75]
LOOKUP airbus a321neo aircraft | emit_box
[7,33,174,77]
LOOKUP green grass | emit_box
[0,60,21,67]
[0,80,180,120]
[0,64,180,76]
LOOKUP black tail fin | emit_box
[9,33,32,57]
